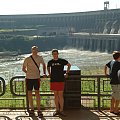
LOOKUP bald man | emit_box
[22,46,46,117]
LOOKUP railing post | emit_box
[0,77,5,96]
[97,77,101,111]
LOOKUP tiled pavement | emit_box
[0,109,120,120]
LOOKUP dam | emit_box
[0,7,120,52]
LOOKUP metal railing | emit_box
[80,75,110,110]
[0,77,5,96]
[0,75,111,110]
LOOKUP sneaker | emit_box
[59,111,66,117]
[53,111,59,116]
[38,111,43,118]
[29,110,35,116]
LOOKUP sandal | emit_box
[38,111,43,118]
[114,112,120,115]
[53,111,59,116]
[110,111,114,113]
[29,110,35,116]
[59,111,66,117]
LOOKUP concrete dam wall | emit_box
[66,34,120,53]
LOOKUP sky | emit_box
[0,0,120,15]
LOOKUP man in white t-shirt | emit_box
[22,46,46,117]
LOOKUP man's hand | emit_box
[64,73,69,78]
[47,74,51,78]
[43,74,47,78]
[105,73,109,76]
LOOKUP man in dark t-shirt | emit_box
[47,49,71,116]
[104,51,120,114]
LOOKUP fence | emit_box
[0,75,111,110]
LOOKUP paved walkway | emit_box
[0,109,120,120]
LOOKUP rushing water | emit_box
[0,49,112,81]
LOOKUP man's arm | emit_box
[65,63,71,78]
[22,65,27,73]
[47,67,51,77]
[42,62,46,75]
[22,58,27,74]
[104,65,108,76]
[66,63,71,74]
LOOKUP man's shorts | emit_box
[26,78,40,91]
[111,84,120,100]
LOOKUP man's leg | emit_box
[110,97,115,112]
[114,100,119,113]
[58,91,64,112]
[52,91,60,116]
[54,91,59,111]
[28,91,34,110]
[110,85,116,113]
[35,90,43,117]
[58,91,66,116]
[35,90,41,111]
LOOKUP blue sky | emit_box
[0,0,120,15]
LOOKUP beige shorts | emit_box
[111,84,120,100]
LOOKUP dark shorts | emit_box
[26,78,40,91]
[50,82,64,91]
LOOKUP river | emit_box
[0,49,112,81]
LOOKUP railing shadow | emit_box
[15,116,46,120]
[0,116,12,120]
[98,111,120,120]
